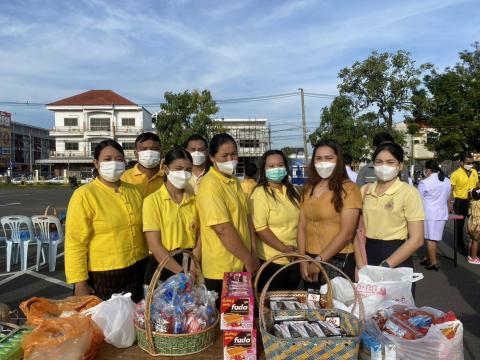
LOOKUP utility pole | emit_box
[29,129,33,173]
[299,88,309,163]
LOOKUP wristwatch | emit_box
[315,255,323,262]
[380,260,391,268]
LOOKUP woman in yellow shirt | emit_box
[355,142,424,271]
[297,140,362,287]
[196,133,259,298]
[65,139,148,302]
[249,150,300,292]
[143,148,200,283]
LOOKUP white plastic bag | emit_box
[323,276,388,318]
[82,293,136,348]
[358,266,423,307]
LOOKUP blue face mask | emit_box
[266,167,287,183]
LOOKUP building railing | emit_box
[50,126,144,134]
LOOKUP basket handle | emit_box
[253,252,333,303]
[44,205,57,217]
[144,249,203,355]
[259,258,365,333]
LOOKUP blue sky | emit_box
[0,0,479,148]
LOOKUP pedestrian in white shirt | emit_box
[418,160,451,271]
[344,154,358,183]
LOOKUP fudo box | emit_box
[221,272,254,331]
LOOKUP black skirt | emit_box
[366,238,413,267]
[303,252,356,290]
[86,257,148,303]
[257,260,300,294]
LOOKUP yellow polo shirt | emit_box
[363,179,425,240]
[450,167,479,199]
[241,179,257,198]
[249,185,300,265]
[121,163,164,198]
[185,169,206,194]
[196,167,251,279]
[143,185,197,251]
[65,178,148,284]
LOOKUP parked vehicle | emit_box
[47,176,66,184]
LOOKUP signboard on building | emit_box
[0,111,12,168]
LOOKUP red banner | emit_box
[0,111,12,168]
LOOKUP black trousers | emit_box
[366,238,415,298]
[256,260,300,294]
[204,278,223,309]
[453,198,470,251]
[143,250,192,285]
[303,252,356,290]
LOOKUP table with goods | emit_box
[0,250,464,360]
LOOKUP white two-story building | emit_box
[38,90,152,177]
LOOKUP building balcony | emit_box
[50,127,84,136]
[49,150,86,158]
[114,126,144,135]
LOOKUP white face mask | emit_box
[99,161,125,182]
[464,164,473,171]
[190,151,206,166]
[216,160,238,175]
[374,165,399,182]
[314,162,336,178]
[138,150,160,169]
[167,169,192,189]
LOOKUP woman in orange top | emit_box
[297,139,361,287]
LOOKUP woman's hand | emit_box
[300,262,311,282]
[308,263,321,283]
[245,255,260,275]
[74,281,94,296]
[282,245,298,262]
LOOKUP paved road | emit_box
[0,187,479,359]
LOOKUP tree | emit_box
[154,90,223,155]
[338,50,431,129]
[409,43,480,160]
[308,95,378,162]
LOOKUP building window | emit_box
[239,139,260,148]
[65,142,79,151]
[122,118,136,126]
[90,142,102,154]
[427,132,438,145]
[90,118,111,131]
[64,118,78,126]
[122,142,135,150]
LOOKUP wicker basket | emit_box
[258,254,365,360]
[135,249,219,357]
[253,253,334,309]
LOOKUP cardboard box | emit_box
[223,329,257,360]
[221,272,254,331]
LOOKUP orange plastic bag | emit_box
[20,296,102,326]
[22,316,104,360]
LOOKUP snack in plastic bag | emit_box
[21,316,104,360]
[20,296,102,326]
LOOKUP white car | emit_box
[80,177,94,184]
[48,176,66,184]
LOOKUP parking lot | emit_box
[0,186,479,359]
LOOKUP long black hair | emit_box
[307,139,348,212]
[256,150,300,207]
[425,160,445,181]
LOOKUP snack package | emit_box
[221,272,254,331]
[223,330,256,360]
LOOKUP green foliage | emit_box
[154,90,223,155]
[309,95,406,162]
[338,50,431,129]
[410,43,480,160]
[308,96,375,161]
